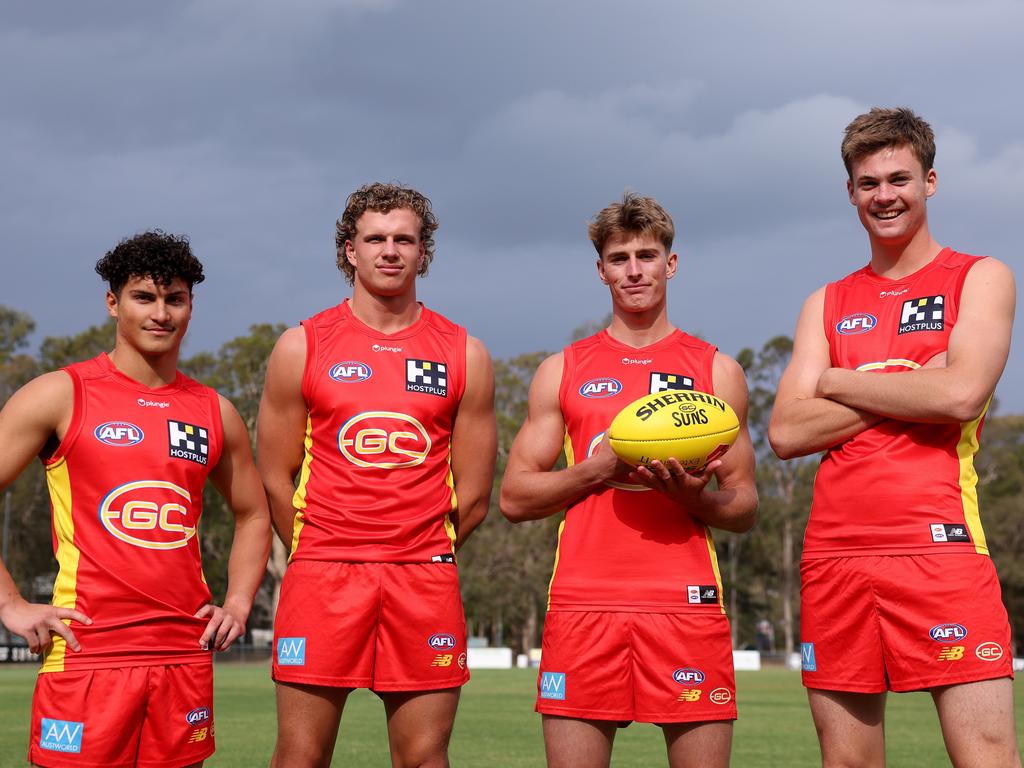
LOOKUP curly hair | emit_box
[334,183,439,285]
[841,107,935,179]
[95,230,205,296]
[588,192,675,256]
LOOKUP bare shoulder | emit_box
[271,325,307,363]
[465,335,493,368]
[967,256,1016,286]
[711,351,746,382]
[5,370,73,418]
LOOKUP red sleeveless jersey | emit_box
[549,330,726,613]
[41,353,223,672]
[805,248,989,559]
[289,301,467,563]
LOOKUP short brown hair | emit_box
[588,192,675,256]
[334,182,439,285]
[841,107,935,179]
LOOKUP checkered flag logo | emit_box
[168,420,210,465]
[898,295,944,334]
[406,358,448,397]
[650,372,694,394]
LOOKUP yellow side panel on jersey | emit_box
[443,438,458,552]
[545,431,575,609]
[957,402,989,555]
[41,459,79,673]
[289,416,315,560]
[703,528,727,614]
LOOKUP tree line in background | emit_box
[2,305,1022,657]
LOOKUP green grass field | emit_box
[2,663,1021,766]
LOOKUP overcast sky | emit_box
[3,1,1023,411]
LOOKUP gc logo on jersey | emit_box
[99,481,196,550]
[672,668,705,685]
[650,372,694,394]
[406,359,447,397]
[579,377,622,398]
[329,361,372,383]
[94,421,144,446]
[836,313,877,335]
[338,411,431,469]
[168,421,209,465]
[898,295,944,334]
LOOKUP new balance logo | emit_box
[431,654,454,667]
[277,637,306,666]
[677,689,702,702]
[938,646,965,661]
[187,728,210,743]
[40,719,83,753]
[540,671,566,700]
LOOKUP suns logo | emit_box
[94,421,144,446]
[579,377,622,398]
[98,481,196,550]
[328,362,372,383]
[337,411,431,469]
[836,313,877,335]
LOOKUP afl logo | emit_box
[185,707,211,725]
[329,361,372,383]
[428,633,457,650]
[99,481,196,550]
[929,623,968,642]
[672,668,705,685]
[94,421,144,446]
[579,377,622,398]
[338,411,431,469]
[836,313,876,335]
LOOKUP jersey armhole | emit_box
[454,324,468,404]
[949,254,985,321]
[299,319,318,407]
[703,343,719,396]
[206,387,226,469]
[822,282,839,366]
[47,369,83,466]
[557,345,574,415]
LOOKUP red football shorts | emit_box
[800,554,1013,693]
[272,560,469,691]
[536,611,737,723]
[29,662,214,768]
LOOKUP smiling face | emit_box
[107,276,192,357]
[847,143,937,248]
[345,208,425,299]
[597,232,678,314]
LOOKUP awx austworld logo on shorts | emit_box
[540,671,566,700]
[39,719,83,753]
[277,637,307,666]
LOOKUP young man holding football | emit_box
[500,192,757,768]
[770,107,1019,767]
[0,231,271,767]
[259,182,496,767]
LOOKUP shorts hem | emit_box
[29,747,215,768]
[890,669,1014,693]
[370,676,468,692]
[537,703,633,720]
[803,679,888,694]
[635,710,737,724]
[273,673,468,692]
[273,672,369,689]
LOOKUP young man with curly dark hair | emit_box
[0,230,271,768]
[259,183,496,767]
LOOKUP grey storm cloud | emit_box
[2,0,1023,408]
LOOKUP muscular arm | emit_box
[816,258,1015,423]
[200,397,272,651]
[0,373,91,652]
[447,336,496,548]
[632,353,759,532]
[768,287,882,459]
[256,327,308,549]
[499,353,626,522]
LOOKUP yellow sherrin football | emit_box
[607,390,739,472]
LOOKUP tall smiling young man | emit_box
[500,193,757,768]
[0,231,271,767]
[259,183,496,767]
[770,107,1019,767]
